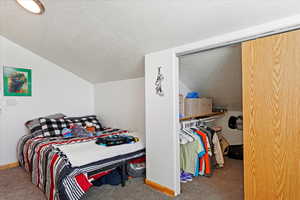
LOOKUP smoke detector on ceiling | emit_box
[16,0,45,15]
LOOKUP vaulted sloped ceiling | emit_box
[179,45,242,111]
[1,0,300,83]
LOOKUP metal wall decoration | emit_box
[155,66,164,96]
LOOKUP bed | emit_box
[17,115,145,200]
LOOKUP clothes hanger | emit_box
[182,128,195,142]
[179,131,189,144]
[181,121,195,142]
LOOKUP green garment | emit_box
[180,140,199,174]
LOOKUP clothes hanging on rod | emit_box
[179,118,225,182]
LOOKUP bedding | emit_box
[56,134,144,167]
[25,113,66,136]
[17,128,145,200]
[64,115,103,132]
[25,115,103,137]
[40,118,69,137]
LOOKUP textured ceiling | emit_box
[180,45,242,110]
[1,0,300,83]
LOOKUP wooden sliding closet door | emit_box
[242,30,300,200]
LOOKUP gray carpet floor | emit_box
[0,158,243,200]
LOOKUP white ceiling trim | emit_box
[174,14,300,56]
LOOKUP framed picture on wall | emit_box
[3,66,32,96]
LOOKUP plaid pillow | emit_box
[25,113,66,136]
[27,123,43,136]
[65,115,103,132]
[39,118,69,137]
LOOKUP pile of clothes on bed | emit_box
[17,113,145,200]
[95,134,139,146]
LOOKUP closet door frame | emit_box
[145,15,300,196]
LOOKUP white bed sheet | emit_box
[54,132,145,167]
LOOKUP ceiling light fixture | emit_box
[16,0,45,15]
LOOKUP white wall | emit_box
[179,45,242,110]
[94,78,145,140]
[145,49,180,195]
[179,81,191,97]
[0,36,94,165]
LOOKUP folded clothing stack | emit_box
[95,135,139,146]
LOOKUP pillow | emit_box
[39,118,69,137]
[65,115,103,132]
[25,113,66,136]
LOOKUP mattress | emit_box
[54,132,144,167]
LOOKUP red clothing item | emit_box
[89,169,113,181]
[129,156,146,164]
[199,156,204,174]
[49,154,59,200]
[194,130,211,175]
[75,174,92,192]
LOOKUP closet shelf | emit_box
[180,112,226,121]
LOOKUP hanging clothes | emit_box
[199,127,217,170]
[179,119,225,180]
[180,131,205,175]
[193,129,212,176]
[212,133,224,168]
[192,132,206,176]
[180,141,199,175]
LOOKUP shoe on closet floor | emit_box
[180,172,192,183]
[182,172,193,182]
[180,173,187,183]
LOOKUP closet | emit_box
[178,44,244,199]
[145,28,300,200]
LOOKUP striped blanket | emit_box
[17,129,145,200]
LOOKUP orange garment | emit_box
[194,130,211,175]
